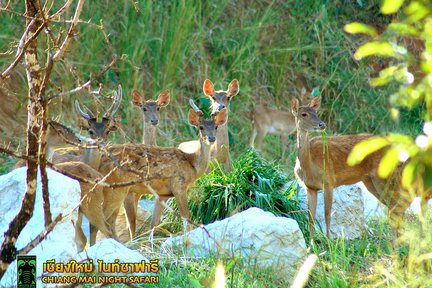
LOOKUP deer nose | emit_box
[319,122,326,129]
[151,119,158,125]
[208,135,216,143]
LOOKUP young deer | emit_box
[291,96,430,238]
[250,88,313,159]
[89,99,228,238]
[178,79,239,172]
[123,89,170,238]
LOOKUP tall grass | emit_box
[0,0,421,161]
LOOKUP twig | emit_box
[0,21,46,81]
[16,214,63,256]
[52,0,84,62]
[47,57,118,100]
[49,0,74,20]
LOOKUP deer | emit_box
[178,79,239,172]
[123,89,170,238]
[54,99,228,247]
[250,88,313,159]
[291,95,431,239]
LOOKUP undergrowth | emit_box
[188,149,308,235]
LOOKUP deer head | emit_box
[188,99,228,144]
[291,95,326,131]
[76,85,122,140]
[132,90,170,126]
[203,79,239,115]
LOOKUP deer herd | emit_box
[26,78,430,251]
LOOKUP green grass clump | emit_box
[188,149,308,232]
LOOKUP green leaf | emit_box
[347,137,389,166]
[354,42,396,60]
[402,160,417,188]
[378,147,400,178]
[387,23,420,36]
[344,22,378,36]
[381,0,404,14]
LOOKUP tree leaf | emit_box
[354,42,396,60]
[401,160,416,188]
[381,0,404,14]
[347,137,389,166]
[378,147,400,178]
[344,22,378,36]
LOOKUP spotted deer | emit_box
[291,95,431,239]
[54,99,228,248]
[178,79,239,172]
[124,89,170,238]
[250,88,313,159]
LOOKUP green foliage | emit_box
[188,149,308,234]
[346,0,432,190]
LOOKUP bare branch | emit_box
[49,0,74,20]
[0,21,46,81]
[16,214,62,256]
[47,57,118,100]
[52,0,85,62]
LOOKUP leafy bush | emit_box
[188,149,308,234]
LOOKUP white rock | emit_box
[0,167,81,288]
[297,182,366,239]
[161,207,307,283]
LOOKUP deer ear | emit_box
[157,90,170,107]
[188,109,200,126]
[228,79,239,97]
[132,91,143,107]
[310,95,321,111]
[203,79,215,97]
[291,98,299,116]
[78,117,90,130]
[214,108,228,126]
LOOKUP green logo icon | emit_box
[17,255,36,288]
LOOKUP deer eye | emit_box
[301,113,307,117]
[212,96,216,100]
[89,130,94,135]
[143,107,147,112]
[157,107,160,111]
[199,126,204,130]
[215,126,218,130]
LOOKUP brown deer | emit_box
[71,86,123,249]
[178,79,239,172]
[123,89,171,238]
[291,95,431,239]
[61,99,228,246]
[250,88,313,159]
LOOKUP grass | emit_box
[1,1,430,287]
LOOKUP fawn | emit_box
[250,88,313,159]
[178,79,239,172]
[124,89,170,238]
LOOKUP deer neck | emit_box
[143,122,157,146]
[193,138,212,175]
[82,146,101,169]
[216,122,229,150]
[296,122,312,169]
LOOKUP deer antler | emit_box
[104,85,122,118]
[75,100,95,120]
[189,99,203,116]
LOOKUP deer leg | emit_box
[323,184,334,238]
[151,196,170,228]
[250,124,258,147]
[281,136,288,161]
[255,128,267,151]
[123,192,137,239]
[306,187,318,240]
[74,211,87,252]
